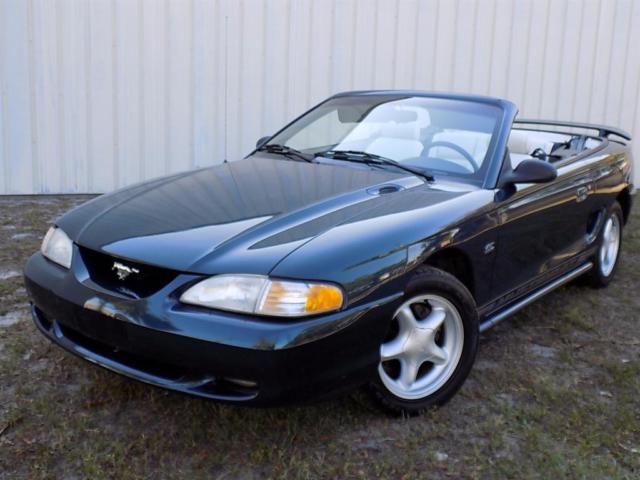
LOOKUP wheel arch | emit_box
[422,248,475,299]
[616,187,632,224]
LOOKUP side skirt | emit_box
[479,262,593,332]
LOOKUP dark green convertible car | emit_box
[25,91,633,415]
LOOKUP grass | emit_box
[1,195,639,479]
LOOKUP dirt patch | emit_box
[0,311,23,327]
[0,270,20,281]
[529,343,557,359]
[10,233,36,240]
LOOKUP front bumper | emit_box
[24,250,402,405]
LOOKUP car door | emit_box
[489,155,597,307]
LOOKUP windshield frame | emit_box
[248,91,517,189]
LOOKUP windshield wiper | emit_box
[257,144,314,163]
[318,150,433,182]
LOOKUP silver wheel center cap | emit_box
[403,327,448,365]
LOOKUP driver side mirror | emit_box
[502,159,557,186]
[256,136,271,149]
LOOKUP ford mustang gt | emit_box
[24,91,634,415]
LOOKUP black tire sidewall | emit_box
[370,266,479,415]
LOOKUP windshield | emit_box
[266,95,502,184]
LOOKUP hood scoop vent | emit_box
[367,184,404,196]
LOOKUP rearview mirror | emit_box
[256,136,271,148]
[503,159,557,185]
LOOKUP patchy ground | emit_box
[0,195,638,479]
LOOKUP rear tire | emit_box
[587,202,623,288]
[369,266,479,416]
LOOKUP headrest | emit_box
[508,130,531,155]
[508,129,570,155]
[379,122,419,140]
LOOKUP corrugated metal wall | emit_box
[1,0,639,194]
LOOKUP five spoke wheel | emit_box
[378,294,464,400]
[599,212,621,277]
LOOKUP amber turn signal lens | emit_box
[304,284,344,314]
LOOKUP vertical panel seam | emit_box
[632,70,640,157]
[585,0,602,122]
[112,0,120,187]
[55,1,66,193]
[213,0,221,160]
[164,0,171,173]
[85,0,93,192]
[631,58,640,133]
[521,0,534,111]
[259,0,267,135]
[236,0,243,157]
[371,0,379,88]
[627,5,640,132]
[223,6,228,160]
[570,0,587,121]
[411,0,421,87]
[553,1,569,119]
[535,0,550,117]
[391,0,400,88]
[505,0,517,99]
[601,0,619,123]
[0,3,7,194]
[468,0,479,92]
[188,0,195,168]
[617,0,634,127]
[139,0,145,180]
[430,0,440,88]
[348,0,356,89]
[305,0,313,105]
[27,0,40,192]
[449,0,458,90]
[327,0,335,94]
[486,0,497,95]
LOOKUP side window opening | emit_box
[508,128,603,169]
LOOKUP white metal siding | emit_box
[1,0,639,194]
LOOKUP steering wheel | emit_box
[426,141,479,172]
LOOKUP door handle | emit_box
[576,186,589,203]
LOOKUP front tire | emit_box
[588,202,623,288]
[369,266,479,416]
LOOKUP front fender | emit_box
[271,187,498,307]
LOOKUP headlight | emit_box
[180,274,344,317]
[41,227,73,269]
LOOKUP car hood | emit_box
[58,155,467,274]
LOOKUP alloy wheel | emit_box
[599,213,621,277]
[378,294,464,400]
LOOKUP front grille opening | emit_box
[79,246,178,298]
[59,322,187,379]
[57,322,258,399]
